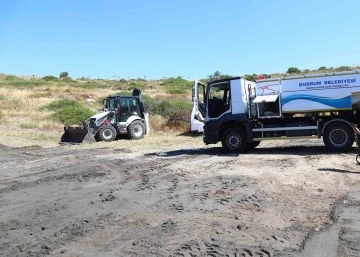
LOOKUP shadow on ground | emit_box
[318,168,360,174]
[145,145,359,158]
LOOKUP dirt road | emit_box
[0,139,360,257]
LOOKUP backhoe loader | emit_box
[60,88,149,144]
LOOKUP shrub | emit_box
[0,94,5,101]
[75,81,105,89]
[4,75,18,80]
[60,72,69,78]
[0,110,3,120]
[336,66,351,71]
[318,66,327,71]
[166,88,187,94]
[287,67,301,74]
[52,105,95,125]
[61,77,76,83]
[0,80,45,88]
[42,75,58,81]
[42,99,82,111]
[142,96,192,128]
[303,69,310,73]
[244,74,256,82]
[128,81,145,90]
[160,77,192,94]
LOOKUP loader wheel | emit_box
[221,127,248,153]
[323,122,354,152]
[128,120,145,140]
[98,125,117,142]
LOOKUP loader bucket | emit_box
[60,126,96,144]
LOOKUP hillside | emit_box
[0,65,359,147]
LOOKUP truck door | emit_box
[191,80,206,132]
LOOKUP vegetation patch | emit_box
[142,95,192,129]
[160,77,192,94]
[42,76,59,81]
[41,99,82,111]
[52,105,95,126]
[20,122,38,129]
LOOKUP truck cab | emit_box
[192,77,257,152]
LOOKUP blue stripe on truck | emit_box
[282,94,352,108]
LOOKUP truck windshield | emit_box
[207,82,231,118]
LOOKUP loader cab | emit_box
[104,96,143,123]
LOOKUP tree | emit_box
[244,74,256,82]
[286,67,301,74]
[318,66,327,71]
[60,72,69,78]
[207,71,233,81]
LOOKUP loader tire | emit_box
[221,127,248,153]
[98,125,117,142]
[128,120,145,140]
[323,122,354,152]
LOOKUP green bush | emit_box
[143,96,192,123]
[318,66,327,71]
[244,74,256,82]
[0,80,45,88]
[42,75,58,81]
[52,105,95,125]
[287,67,301,74]
[336,66,351,71]
[128,81,145,90]
[4,75,18,80]
[0,110,3,120]
[166,88,187,94]
[42,99,82,111]
[61,77,76,83]
[75,81,105,89]
[60,72,69,78]
[0,94,5,101]
[160,77,192,94]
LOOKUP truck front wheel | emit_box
[221,127,248,153]
[323,122,354,152]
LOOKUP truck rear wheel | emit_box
[221,127,248,153]
[99,125,117,142]
[323,122,354,152]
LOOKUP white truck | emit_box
[191,70,360,152]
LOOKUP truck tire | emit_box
[247,141,260,151]
[98,125,117,142]
[221,127,248,153]
[128,120,145,140]
[323,122,354,152]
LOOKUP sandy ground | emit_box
[0,135,360,257]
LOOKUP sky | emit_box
[0,0,360,80]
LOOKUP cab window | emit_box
[207,82,231,118]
